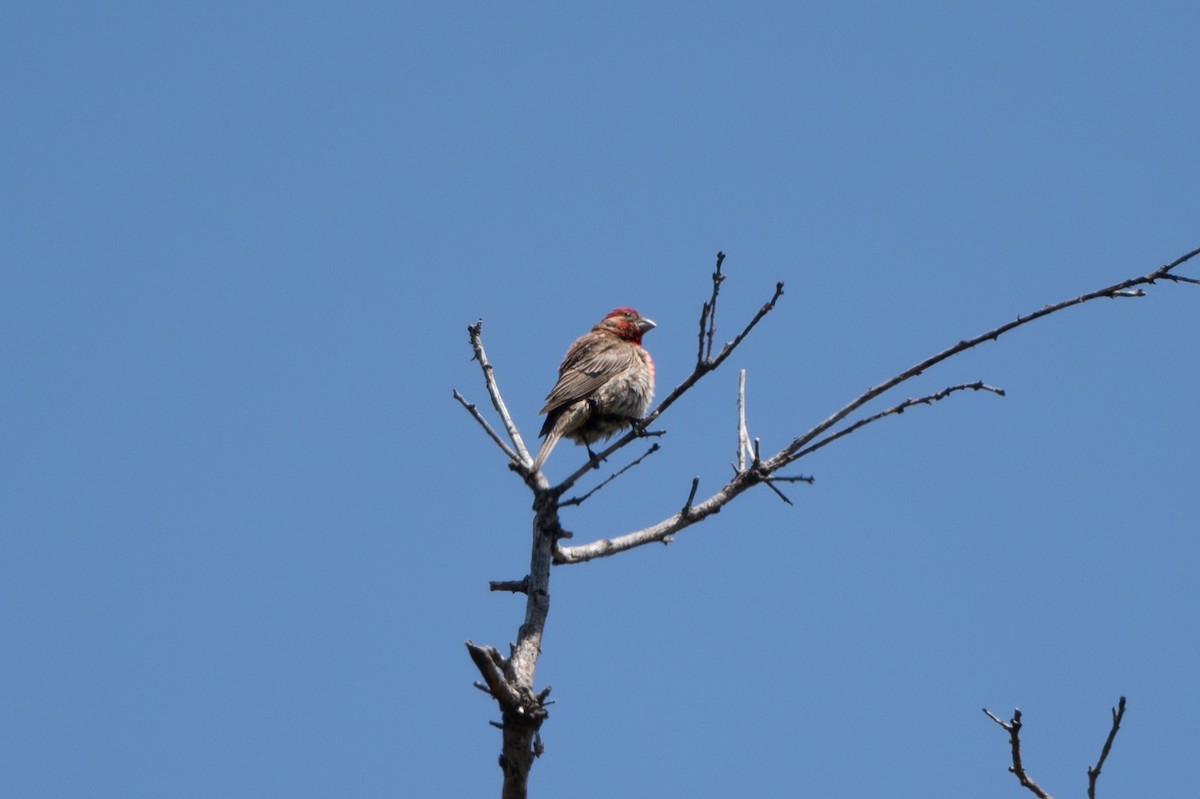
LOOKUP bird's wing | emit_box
[538,339,639,415]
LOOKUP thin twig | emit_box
[1087,696,1127,799]
[759,478,793,506]
[707,284,785,378]
[557,444,661,507]
[653,281,785,425]
[464,321,533,466]
[790,382,1005,463]
[767,474,814,484]
[737,369,751,471]
[705,251,726,362]
[681,477,700,518]
[454,389,520,462]
[696,301,709,368]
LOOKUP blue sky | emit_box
[3,2,1198,796]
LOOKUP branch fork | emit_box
[983,696,1128,799]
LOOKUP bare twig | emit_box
[681,476,700,518]
[982,707,1053,799]
[703,251,726,363]
[792,382,1005,461]
[706,285,784,373]
[759,478,794,505]
[767,474,814,484]
[1160,272,1200,286]
[763,469,814,491]
[454,389,519,462]
[1087,696,1127,799]
[737,369,752,471]
[461,321,533,467]
[659,278,786,425]
[557,444,661,507]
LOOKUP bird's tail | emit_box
[531,431,561,472]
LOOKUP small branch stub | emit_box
[489,578,530,594]
[681,476,700,518]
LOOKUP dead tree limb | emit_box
[455,246,1195,797]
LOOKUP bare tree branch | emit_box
[982,707,1053,799]
[554,469,756,563]
[768,245,1200,473]
[453,389,519,463]
[792,381,1006,461]
[552,382,996,564]
[652,279,786,426]
[456,320,534,468]
[555,246,1200,563]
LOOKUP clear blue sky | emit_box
[4,2,1198,797]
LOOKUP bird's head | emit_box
[597,307,656,344]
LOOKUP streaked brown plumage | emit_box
[532,307,656,471]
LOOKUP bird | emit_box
[531,307,656,471]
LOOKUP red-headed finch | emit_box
[532,307,656,471]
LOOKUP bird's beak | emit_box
[637,317,657,333]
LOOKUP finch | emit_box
[531,307,656,471]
